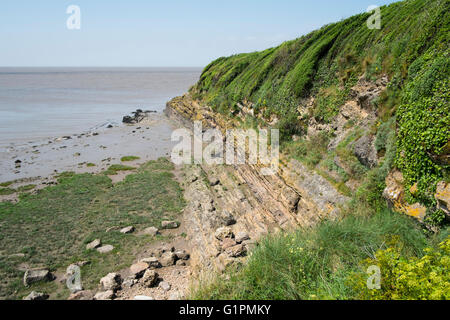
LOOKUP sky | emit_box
[0,0,399,67]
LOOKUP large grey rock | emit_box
[23,291,49,300]
[23,269,52,286]
[160,252,176,267]
[141,269,158,288]
[353,135,378,168]
[225,244,247,258]
[100,273,121,291]
[96,245,114,253]
[86,239,101,250]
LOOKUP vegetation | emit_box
[0,158,185,299]
[190,0,449,300]
[120,156,140,162]
[103,164,135,175]
[192,209,448,300]
[351,236,450,299]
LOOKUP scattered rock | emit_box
[130,262,149,278]
[221,211,236,226]
[174,250,190,261]
[23,269,53,286]
[235,232,250,244]
[100,273,121,291]
[160,252,176,267]
[215,227,234,241]
[435,181,450,220]
[140,257,162,269]
[353,135,378,168]
[159,281,171,292]
[122,109,150,124]
[94,290,115,300]
[96,245,114,253]
[225,244,247,258]
[221,238,237,250]
[68,290,93,300]
[141,269,158,288]
[161,220,179,229]
[242,239,257,251]
[120,226,135,234]
[143,226,159,236]
[176,260,186,266]
[23,291,49,300]
[209,177,220,186]
[86,239,101,250]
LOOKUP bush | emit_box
[351,236,450,300]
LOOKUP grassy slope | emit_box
[191,0,450,299]
[192,0,449,205]
[0,158,185,299]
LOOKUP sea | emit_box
[0,67,202,146]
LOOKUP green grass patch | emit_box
[103,164,135,176]
[0,188,16,196]
[120,156,140,162]
[0,158,185,299]
[17,184,36,193]
[191,209,434,300]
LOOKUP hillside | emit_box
[164,0,449,299]
[190,0,449,220]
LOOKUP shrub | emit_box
[351,236,450,300]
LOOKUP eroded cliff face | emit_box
[165,94,350,275]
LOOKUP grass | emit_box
[0,188,16,196]
[86,163,96,167]
[17,184,36,193]
[0,181,13,187]
[191,209,439,300]
[120,156,140,162]
[0,158,185,299]
[103,164,135,175]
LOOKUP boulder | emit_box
[140,257,162,269]
[176,260,186,266]
[23,269,53,286]
[141,269,158,288]
[120,226,135,234]
[86,239,101,250]
[23,291,49,300]
[353,135,378,168]
[96,245,114,253]
[159,281,171,292]
[160,252,176,267]
[161,221,179,229]
[94,290,115,300]
[143,226,159,236]
[130,262,149,278]
[225,244,247,258]
[215,227,234,241]
[100,273,121,291]
[68,290,93,300]
[174,250,190,261]
[221,238,237,250]
[235,232,250,244]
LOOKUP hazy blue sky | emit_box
[1,0,399,67]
